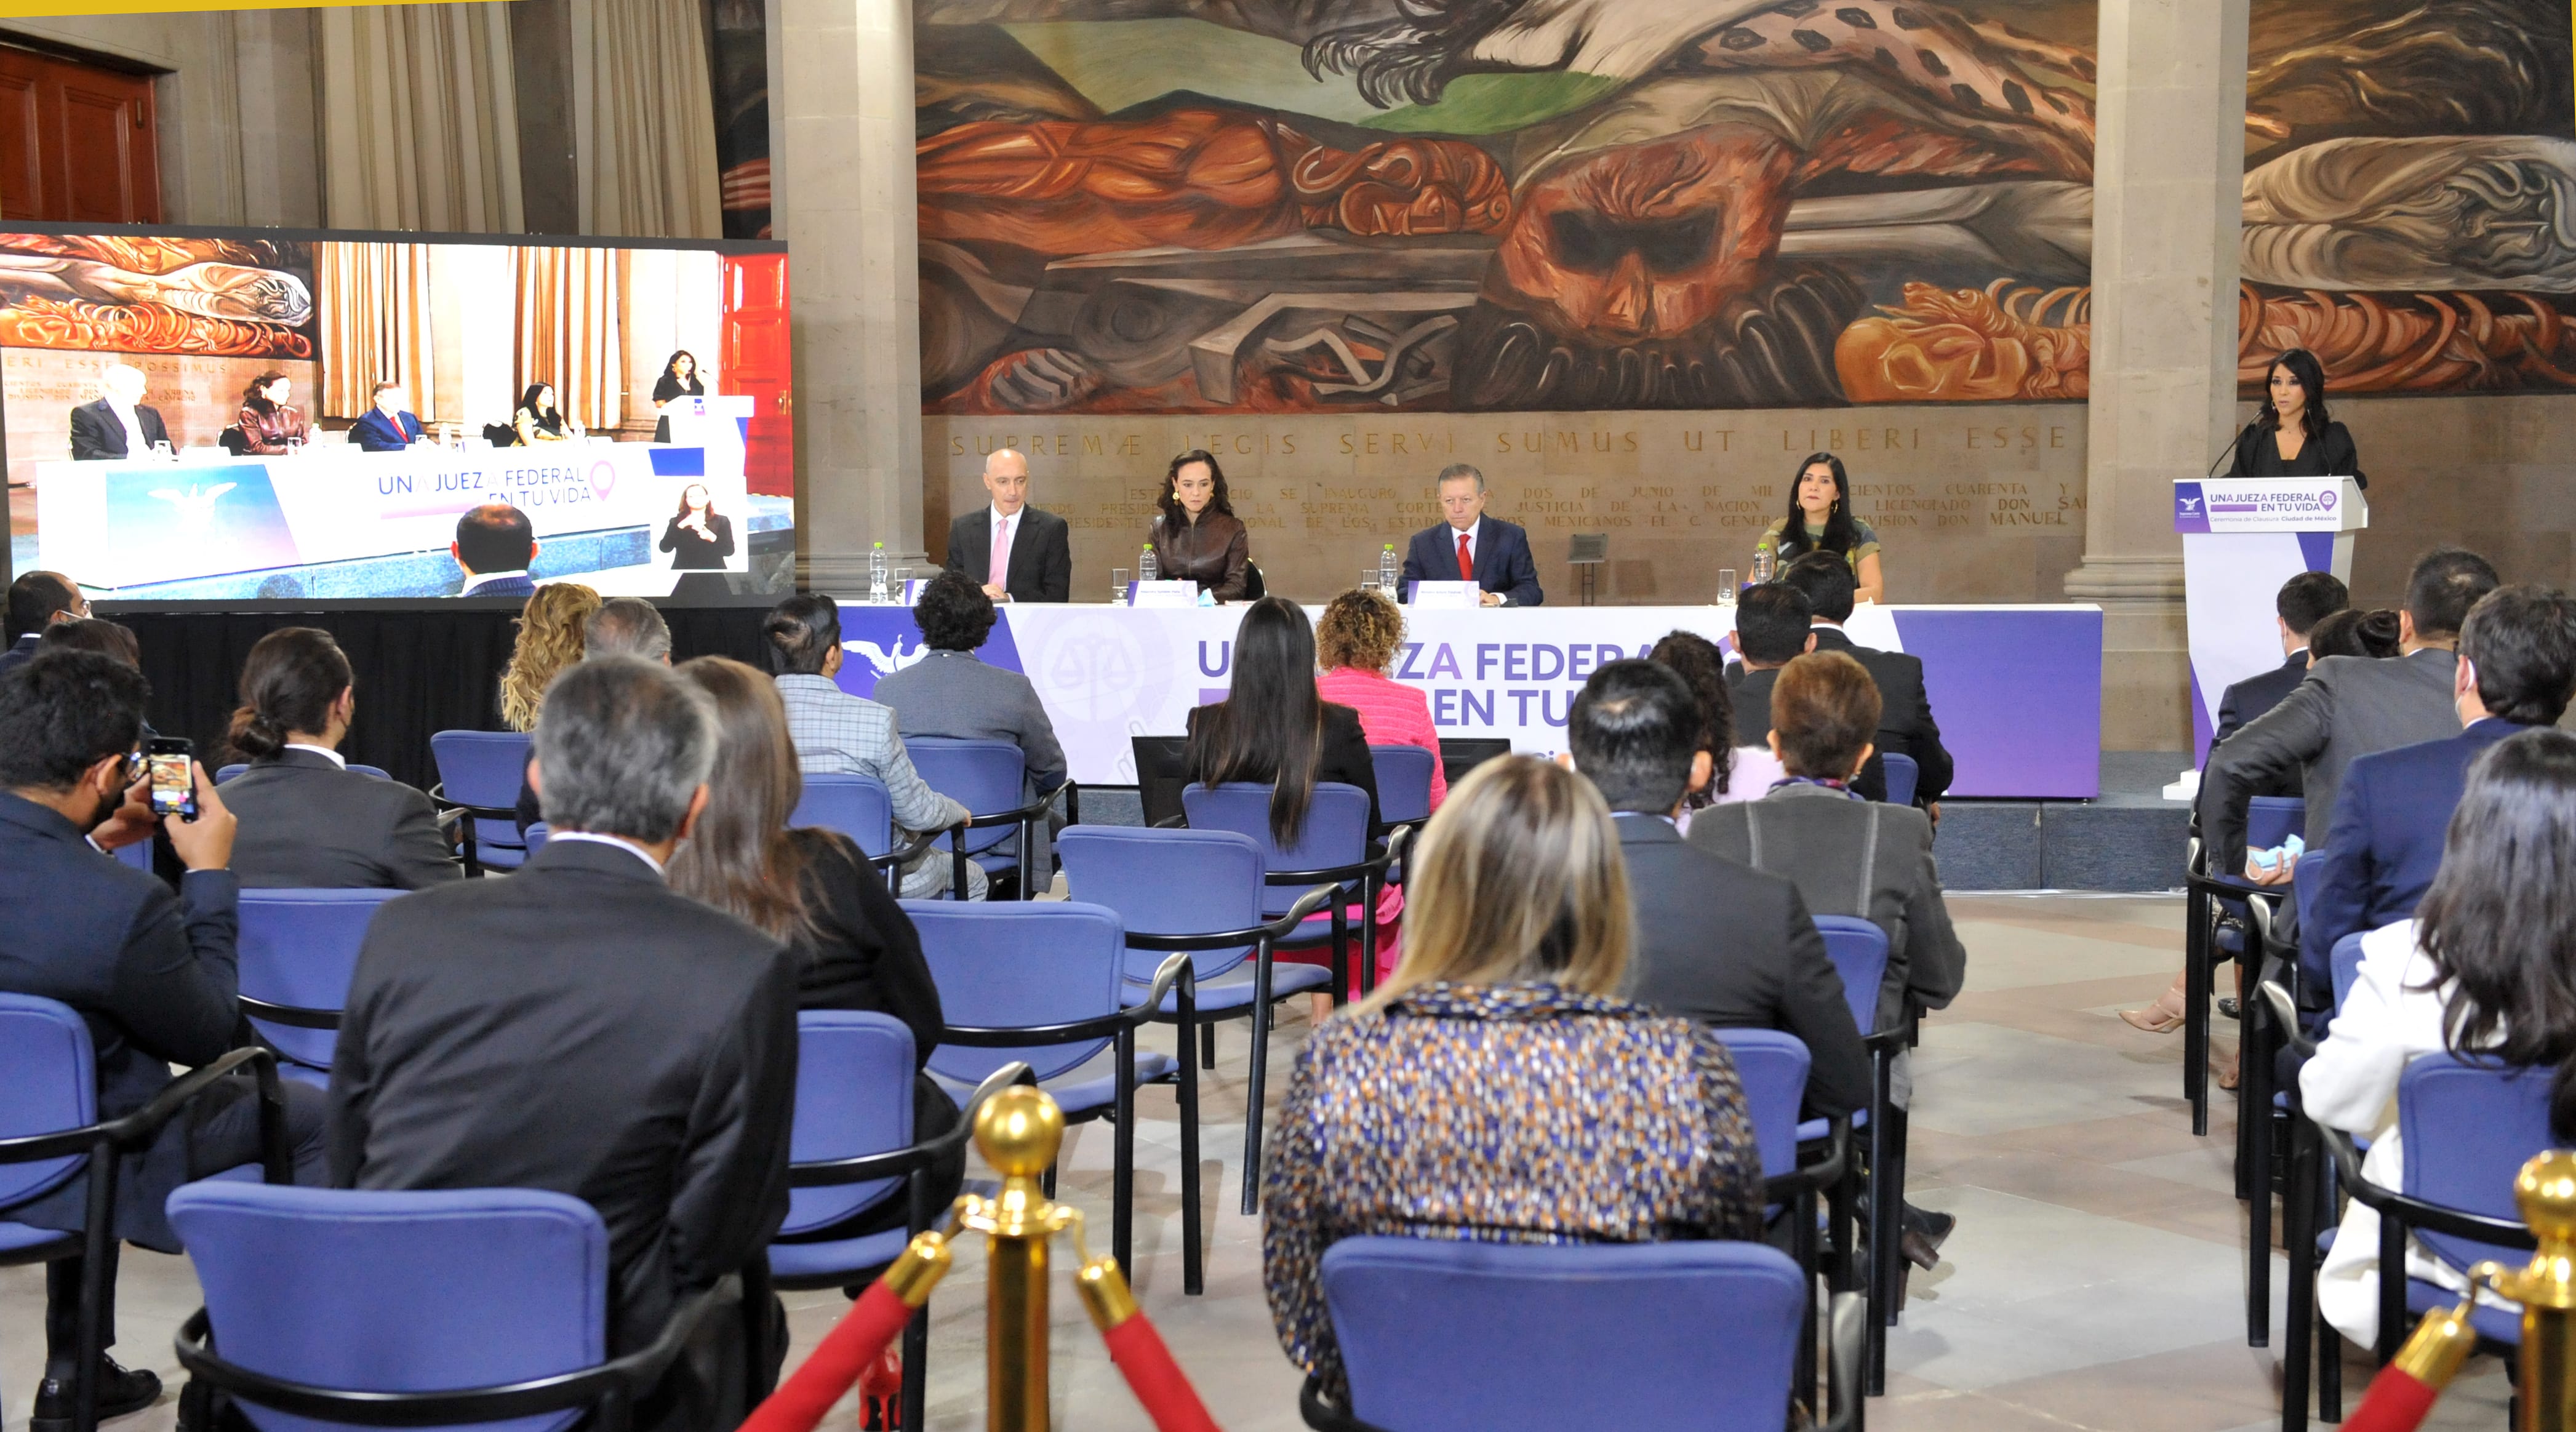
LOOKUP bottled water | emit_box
[1139,543,1158,583]
[1379,543,1398,591]
[869,542,889,604]
[1753,548,1775,584]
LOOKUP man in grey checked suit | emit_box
[871,572,1068,892]
[762,593,980,898]
[2199,547,2498,876]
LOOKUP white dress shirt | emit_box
[1449,518,1480,572]
[108,401,147,457]
[282,743,347,769]
[542,830,667,877]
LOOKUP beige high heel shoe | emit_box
[2119,983,2188,1034]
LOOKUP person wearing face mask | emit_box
[2230,348,2364,487]
[1146,448,1251,599]
[0,650,331,1428]
[68,362,170,460]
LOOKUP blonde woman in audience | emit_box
[1262,756,1762,1404]
[498,583,600,732]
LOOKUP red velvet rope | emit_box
[1100,1310,1225,1432]
[740,1280,915,1432]
[2341,1365,2441,1432]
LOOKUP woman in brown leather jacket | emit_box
[1146,447,1251,600]
[234,371,310,454]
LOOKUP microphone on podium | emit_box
[2206,420,2260,478]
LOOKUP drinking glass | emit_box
[1717,569,1737,605]
[151,440,174,460]
[894,567,912,604]
[1361,570,1380,593]
[1111,567,1130,606]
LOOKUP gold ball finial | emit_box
[2518,1150,2576,1245]
[974,1086,1065,1179]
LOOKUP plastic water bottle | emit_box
[1379,543,1398,591]
[1753,548,1775,584]
[869,542,889,604]
[1139,543,1158,583]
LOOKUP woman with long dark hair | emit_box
[1753,453,1884,603]
[652,350,707,442]
[234,371,310,454]
[1647,630,1780,812]
[220,626,458,889]
[659,482,737,571]
[2230,348,2364,487]
[2303,728,2576,1344]
[1146,449,1251,599]
[513,382,583,444]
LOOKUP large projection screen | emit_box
[0,225,793,607]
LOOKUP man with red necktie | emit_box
[1399,462,1544,606]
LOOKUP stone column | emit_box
[770,0,927,590]
[2065,0,2250,751]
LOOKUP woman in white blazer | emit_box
[2301,727,2576,1346]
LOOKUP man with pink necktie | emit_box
[943,446,1073,603]
[1399,462,1544,607]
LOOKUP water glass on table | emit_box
[1111,567,1129,606]
[1717,569,1737,605]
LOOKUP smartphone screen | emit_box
[146,739,196,820]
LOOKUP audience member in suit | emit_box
[0,652,329,1425]
[1568,659,1867,1117]
[453,502,539,599]
[1647,630,1782,813]
[669,657,964,1238]
[233,371,311,455]
[1398,463,1543,606]
[330,658,799,1426]
[1262,757,1761,1406]
[942,447,1073,603]
[1188,596,1384,1007]
[4,572,91,679]
[2301,729,2576,1346]
[763,594,977,898]
[1315,587,1446,811]
[348,380,430,452]
[68,363,170,461]
[870,572,1068,889]
[1727,583,1816,757]
[219,627,460,890]
[1777,553,1951,807]
[2300,586,2576,1015]
[2199,546,2500,876]
[1690,649,1967,1268]
[2207,572,2350,787]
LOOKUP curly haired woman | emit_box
[497,583,600,732]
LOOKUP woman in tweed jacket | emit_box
[1260,755,1765,1398]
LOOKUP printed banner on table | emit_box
[2173,478,2366,535]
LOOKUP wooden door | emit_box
[721,253,791,496]
[0,46,159,224]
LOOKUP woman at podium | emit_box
[1753,452,1882,603]
[2231,348,2364,487]
[651,350,705,443]
[1146,448,1250,599]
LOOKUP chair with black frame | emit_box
[169,1183,740,1432]
[1182,782,1411,1012]
[2260,924,2368,1432]
[791,773,951,894]
[428,730,534,875]
[905,737,1070,900]
[0,994,293,1432]
[1436,738,1512,790]
[770,1013,1031,1432]
[1058,825,1341,1234]
[2179,794,2303,1135]
[905,901,1198,1278]
[2230,847,2337,1357]
[1710,1026,1852,1415]
[1242,562,1266,601]
[1795,914,1911,1394]
[236,888,404,1089]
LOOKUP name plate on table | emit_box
[1127,580,1200,609]
[2172,477,2367,534]
[1408,580,1484,610]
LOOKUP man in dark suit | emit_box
[2201,547,2500,876]
[1569,659,1866,1116]
[349,380,430,452]
[1725,580,1812,740]
[330,657,798,1423]
[2300,585,2576,1011]
[515,598,673,838]
[1775,554,1951,806]
[1,571,88,679]
[1400,463,1543,606]
[0,651,329,1426]
[452,502,539,599]
[2207,570,2349,794]
[943,447,1072,602]
[67,363,170,461]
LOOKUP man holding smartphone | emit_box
[0,650,331,1428]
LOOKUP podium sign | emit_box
[2177,477,2367,764]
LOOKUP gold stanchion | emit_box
[2483,1150,2576,1432]
[959,1085,1076,1432]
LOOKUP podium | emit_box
[2174,476,2367,761]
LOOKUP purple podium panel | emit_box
[1889,608,2102,799]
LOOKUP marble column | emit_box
[2065,0,2250,750]
[770,0,927,590]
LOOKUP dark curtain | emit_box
[115,606,770,793]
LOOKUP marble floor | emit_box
[0,894,2521,1431]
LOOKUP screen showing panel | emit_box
[1,226,793,606]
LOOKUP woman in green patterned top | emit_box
[1753,452,1884,604]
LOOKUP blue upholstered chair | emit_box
[236,889,401,1087]
[169,1183,729,1432]
[1302,1238,1863,1432]
[791,773,943,892]
[1366,745,1437,827]
[428,731,532,875]
[905,737,1064,899]
[1879,752,1919,807]
[1182,782,1408,1003]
